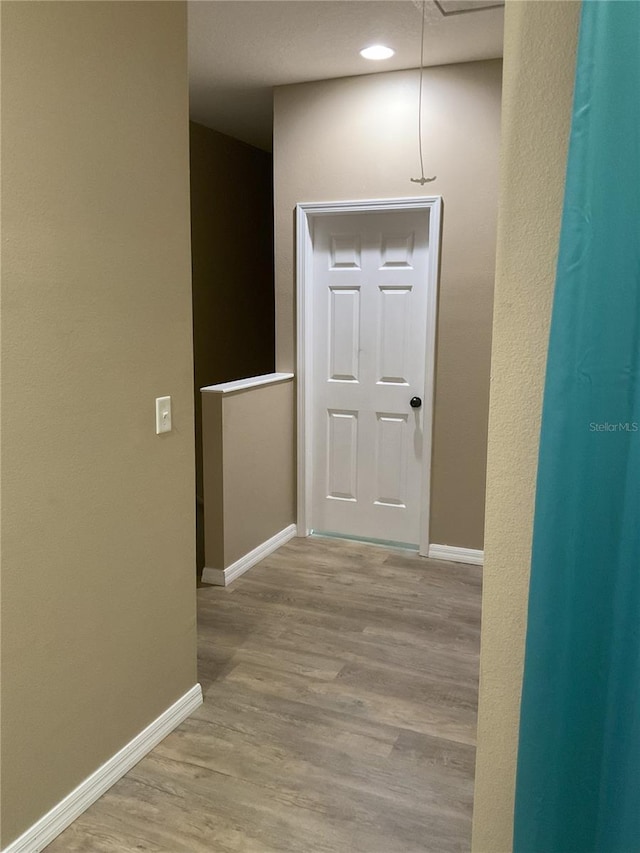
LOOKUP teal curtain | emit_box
[513,2,640,851]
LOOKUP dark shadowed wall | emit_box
[189,121,275,573]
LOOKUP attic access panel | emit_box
[434,0,505,15]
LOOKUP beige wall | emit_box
[471,3,580,850]
[0,2,196,846]
[222,381,295,565]
[202,393,225,570]
[202,380,295,571]
[274,61,502,550]
[190,121,275,573]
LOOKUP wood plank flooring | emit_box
[46,536,482,853]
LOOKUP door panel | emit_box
[326,410,358,502]
[311,209,431,545]
[330,234,361,269]
[377,285,413,385]
[374,413,408,507]
[380,232,415,268]
[328,287,360,382]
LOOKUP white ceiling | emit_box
[188,0,504,151]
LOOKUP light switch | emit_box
[155,396,172,434]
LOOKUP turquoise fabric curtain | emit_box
[513,2,640,851]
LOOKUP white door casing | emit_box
[297,198,441,555]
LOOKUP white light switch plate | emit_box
[155,396,172,434]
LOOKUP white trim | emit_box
[2,684,203,853]
[201,372,294,395]
[296,197,442,215]
[427,544,484,566]
[296,196,442,556]
[202,523,297,586]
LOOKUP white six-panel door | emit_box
[310,209,432,546]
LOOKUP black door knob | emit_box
[410,396,422,409]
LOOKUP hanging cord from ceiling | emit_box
[411,0,436,185]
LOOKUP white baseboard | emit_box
[3,684,203,853]
[427,544,484,566]
[202,523,298,586]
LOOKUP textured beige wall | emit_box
[222,380,295,566]
[274,61,502,550]
[0,2,196,846]
[202,380,295,571]
[472,3,580,851]
[201,392,225,570]
[189,121,275,574]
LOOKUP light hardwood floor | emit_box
[46,536,482,853]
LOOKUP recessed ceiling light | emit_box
[359,45,395,61]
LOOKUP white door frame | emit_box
[296,196,442,557]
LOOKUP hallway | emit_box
[46,537,481,852]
